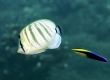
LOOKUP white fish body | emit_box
[17,19,61,54]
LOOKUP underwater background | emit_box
[0,0,110,80]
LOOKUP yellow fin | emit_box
[72,48,90,52]
[71,48,89,57]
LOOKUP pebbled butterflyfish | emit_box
[72,48,107,62]
[17,19,62,54]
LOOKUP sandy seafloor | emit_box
[0,0,110,80]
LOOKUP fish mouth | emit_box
[17,48,24,54]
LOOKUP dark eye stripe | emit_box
[19,35,20,38]
[19,39,25,52]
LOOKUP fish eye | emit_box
[18,35,20,38]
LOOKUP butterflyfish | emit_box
[17,19,62,54]
[72,48,107,62]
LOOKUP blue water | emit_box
[0,0,109,80]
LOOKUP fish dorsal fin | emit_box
[48,33,61,49]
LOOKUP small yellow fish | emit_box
[72,48,107,62]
